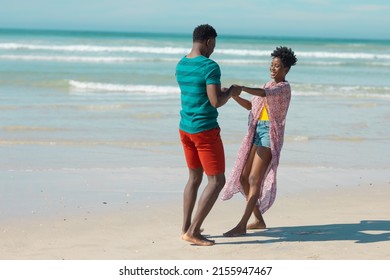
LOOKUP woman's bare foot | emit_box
[247,220,266,230]
[182,232,215,246]
[181,228,204,238]
[223,226,246,237]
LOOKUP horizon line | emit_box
[1,27,389,43]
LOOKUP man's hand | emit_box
[230,84,242,97]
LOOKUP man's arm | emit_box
[207,85,240,108]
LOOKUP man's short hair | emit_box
[193,24,217,42]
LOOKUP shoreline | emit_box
[1,165,388,220]
[1,166,389,260]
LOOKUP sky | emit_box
[0,0,389,40]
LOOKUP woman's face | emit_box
[270,57,288,82]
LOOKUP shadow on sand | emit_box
[213,220,390,245]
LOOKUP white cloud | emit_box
[351,5,390,11]
[298,0,330,4]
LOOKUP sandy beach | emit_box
[1,28,390,262]
[1,166,389,260]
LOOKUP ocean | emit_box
[1,29,390,218]
[1,28,389,169]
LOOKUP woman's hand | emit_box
[230,84,242,97]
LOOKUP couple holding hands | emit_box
[176,24,297,246]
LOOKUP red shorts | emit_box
[179,127,225,176]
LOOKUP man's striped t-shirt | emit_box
[176,55,221,134]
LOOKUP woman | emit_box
[221,46,297,237]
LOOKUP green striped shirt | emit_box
[176,55,221,133]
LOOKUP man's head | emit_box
[193,24,217,58]
[193,24,217,42]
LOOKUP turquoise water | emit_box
[1,28,390,171]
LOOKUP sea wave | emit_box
[0,139,178,147]
[292,84,390,99]
[219,49,390,60]
[69,80,180,95]
[0,43,188,54]
[285,135,310,142]
[1,125,66,132]
[3,54,389,67]
[1,43,390,60]
[295,51,390,60]
[0,54,177,63]
[68,80,390,99]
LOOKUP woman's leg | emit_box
[247,204,267,229]
[223,146,271,237]
[240,145,257,196]
[240,146,268,229]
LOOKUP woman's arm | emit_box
[241,86,266,97]
[232,95,252,110]
[231,84,265,110]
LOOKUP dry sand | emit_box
[1,167,389,260]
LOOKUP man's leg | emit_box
[179,129,203,235]
[182,167,203,235]
[182,173,225,246]
[182,127,225,246]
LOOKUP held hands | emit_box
[229,84,242,97]
[228,84,252,110]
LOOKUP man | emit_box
[176,24,240,246]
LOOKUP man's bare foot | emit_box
[247,221,266,230]
[182,232,215,246]
[223,226,246,237]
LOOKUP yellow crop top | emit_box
[259,106,269,121]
